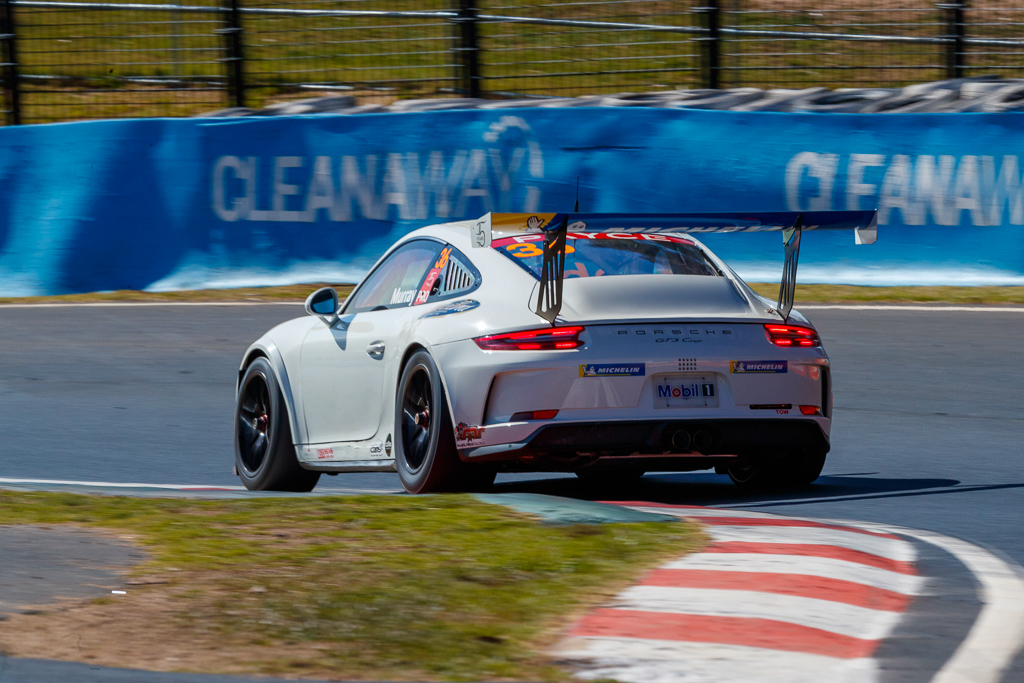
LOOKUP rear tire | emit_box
[726,459,774,490]
[395,350,494,494]
[727,451,826,490]
[235,358,320,492]
[783,450,827,486]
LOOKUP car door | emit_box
[298,239,442,445]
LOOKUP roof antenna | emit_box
[574,176,580,212]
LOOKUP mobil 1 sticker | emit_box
[653,375,719,409]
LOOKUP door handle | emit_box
[366,341,386,359]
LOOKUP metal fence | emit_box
[0,0,1022,124]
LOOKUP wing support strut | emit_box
[777,214,803,323]
[535,216,568,324]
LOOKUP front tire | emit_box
[395,350,494,494]
[235,357,320,492]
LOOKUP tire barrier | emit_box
[1,103,1023,296]
[202,77,1024,118]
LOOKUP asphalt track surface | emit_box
[1,302,1023,681]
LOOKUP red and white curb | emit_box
[557,504,1024,683]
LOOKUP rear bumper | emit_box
[462,418,829,462]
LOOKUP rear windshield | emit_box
[493,232,722,279]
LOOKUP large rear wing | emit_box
[470,211,876,324]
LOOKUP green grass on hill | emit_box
[0,491,701,681]
[12,0,1024,123]
[746,283,1024,305]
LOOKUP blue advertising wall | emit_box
[1,107,1023,295]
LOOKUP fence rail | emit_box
[0,0,1022,124]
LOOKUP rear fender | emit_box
[394,340,465,451]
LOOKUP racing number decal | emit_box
[504,242,575,258]
[505,243,543,258]
[414,247,453,305]
[434,247,451,271]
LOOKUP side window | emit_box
[425,246,481,303]
[346,240,440,313]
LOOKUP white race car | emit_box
[234,210,876,493]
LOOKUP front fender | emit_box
[238,340,307,446]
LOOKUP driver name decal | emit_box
[390,288,415,305]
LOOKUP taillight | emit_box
[474,326,585,351]
[511,410,559,421]
[800,405,822,416]
[764,324,821,348]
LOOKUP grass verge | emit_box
[0,492,702,681]
[746,283,1024,305]
[4,283,1024,305]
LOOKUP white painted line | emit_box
[0,477,247,490]
[558,637,880,683]
[798,305,1024,312]
[706,525,917,563]
[0,477,401,495]
[663,553,926,596]
[834,520,1024,683]
[612,586,904,640]
[317,487,405,495]
[0,301,302,308]
[582,505,1024,683]
[3,302,1020,312]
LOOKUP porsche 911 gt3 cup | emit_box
[234,210,876,493]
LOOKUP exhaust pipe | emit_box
[671,430,691,451]
[693,430,712,453]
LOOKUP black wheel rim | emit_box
[729,462,756,483]
[401,367,433,472]
[238,373,272,474]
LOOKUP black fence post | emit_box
[697,0,721,89]
[220,0,246,108]
[0,0,20,125]
[942,2,966,79]
[455,0,481,98]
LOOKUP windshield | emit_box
[493,232,722,279]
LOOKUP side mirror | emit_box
[304,287,339,326]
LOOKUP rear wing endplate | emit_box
[471,211,878,324]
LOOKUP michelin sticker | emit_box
[421,299,480,318]
[579,363,645,377]
[730,360,788,374]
